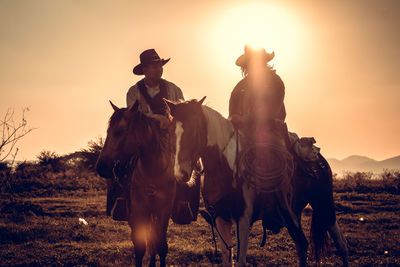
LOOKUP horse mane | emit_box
[109,108,169,154]
[201,105,234,152]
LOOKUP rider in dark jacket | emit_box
[229,45,287,143]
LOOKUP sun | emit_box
[209,2,306,69]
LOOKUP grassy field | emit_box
[1,166,399,266]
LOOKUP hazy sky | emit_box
[1,0,399,161]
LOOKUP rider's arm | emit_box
[126,85,139,108]
[229,83,243,119]
[166,81,185,101]
[229,81,251,129]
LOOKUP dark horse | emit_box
[96,101,175,267]
[290,136,349,266]
[166,98,308,267]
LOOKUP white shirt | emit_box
[126,79,184,113]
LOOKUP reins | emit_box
[206,129,242,263]
[204,207,235,262]
[220,130,236,154]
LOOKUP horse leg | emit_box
[156,213,170,267]
[237,183,256,267]
[280,195,308,267]
[129,223,146,267]
[149,255,156,267]
[215,217,234,267]
[148,222,157,267]
[328,220,349,267]
[148,215,161,267]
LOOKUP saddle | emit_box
[289,132,329,179]
[296,153,330,180]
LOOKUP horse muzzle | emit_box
[96,161,114,179]
[96,157,122,179]
[173,151,193,182]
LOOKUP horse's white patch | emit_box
[174,121,184,177]
[223,135,237,171]
[201,106,234,150]
[200,105,242,174]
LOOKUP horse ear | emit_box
[198,96,206,105]
[109,101,119,111]
[163,98,176,114]
[128,101,139,112]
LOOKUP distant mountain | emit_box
[326,155,400,174]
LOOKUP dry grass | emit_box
[0,169,399,266]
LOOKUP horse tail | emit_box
[308,153,336,264]
[310,206,331,264]
[260,227,267,247]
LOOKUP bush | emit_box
[0,161,11,179]
[14,161,41,178]
[0,161,10,171]
[37,150,64,172]
[80,137,104,171]
[333,170,400,194]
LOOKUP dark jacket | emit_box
[229,69,286,124]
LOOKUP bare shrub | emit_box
[0,108,35,165]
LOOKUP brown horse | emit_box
[96,101,175,267]
[166,98,308,267]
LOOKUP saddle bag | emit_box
[171,172,201,225]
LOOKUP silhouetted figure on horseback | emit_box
[228,45,348,266]
[102,49,181,221]
[95,49,202,266]
[105,49,200,222]
[229,45,292,194]
[229,45,286,133]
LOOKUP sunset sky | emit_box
[1,0,399,162]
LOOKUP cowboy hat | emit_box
[133,49,170,75]
[235,45,275,67]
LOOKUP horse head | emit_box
[165,97,207,183]
[96,101,169,179]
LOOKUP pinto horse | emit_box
[166,98,308,267]
[96,101,175,267]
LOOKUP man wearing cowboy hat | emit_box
[126,48,184,113]
[109,49,202,222]
[229,45,286,130]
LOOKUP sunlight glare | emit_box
[210,2,306,69]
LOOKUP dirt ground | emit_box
[1,184,400,266]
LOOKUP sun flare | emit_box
[211,2,306,68]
